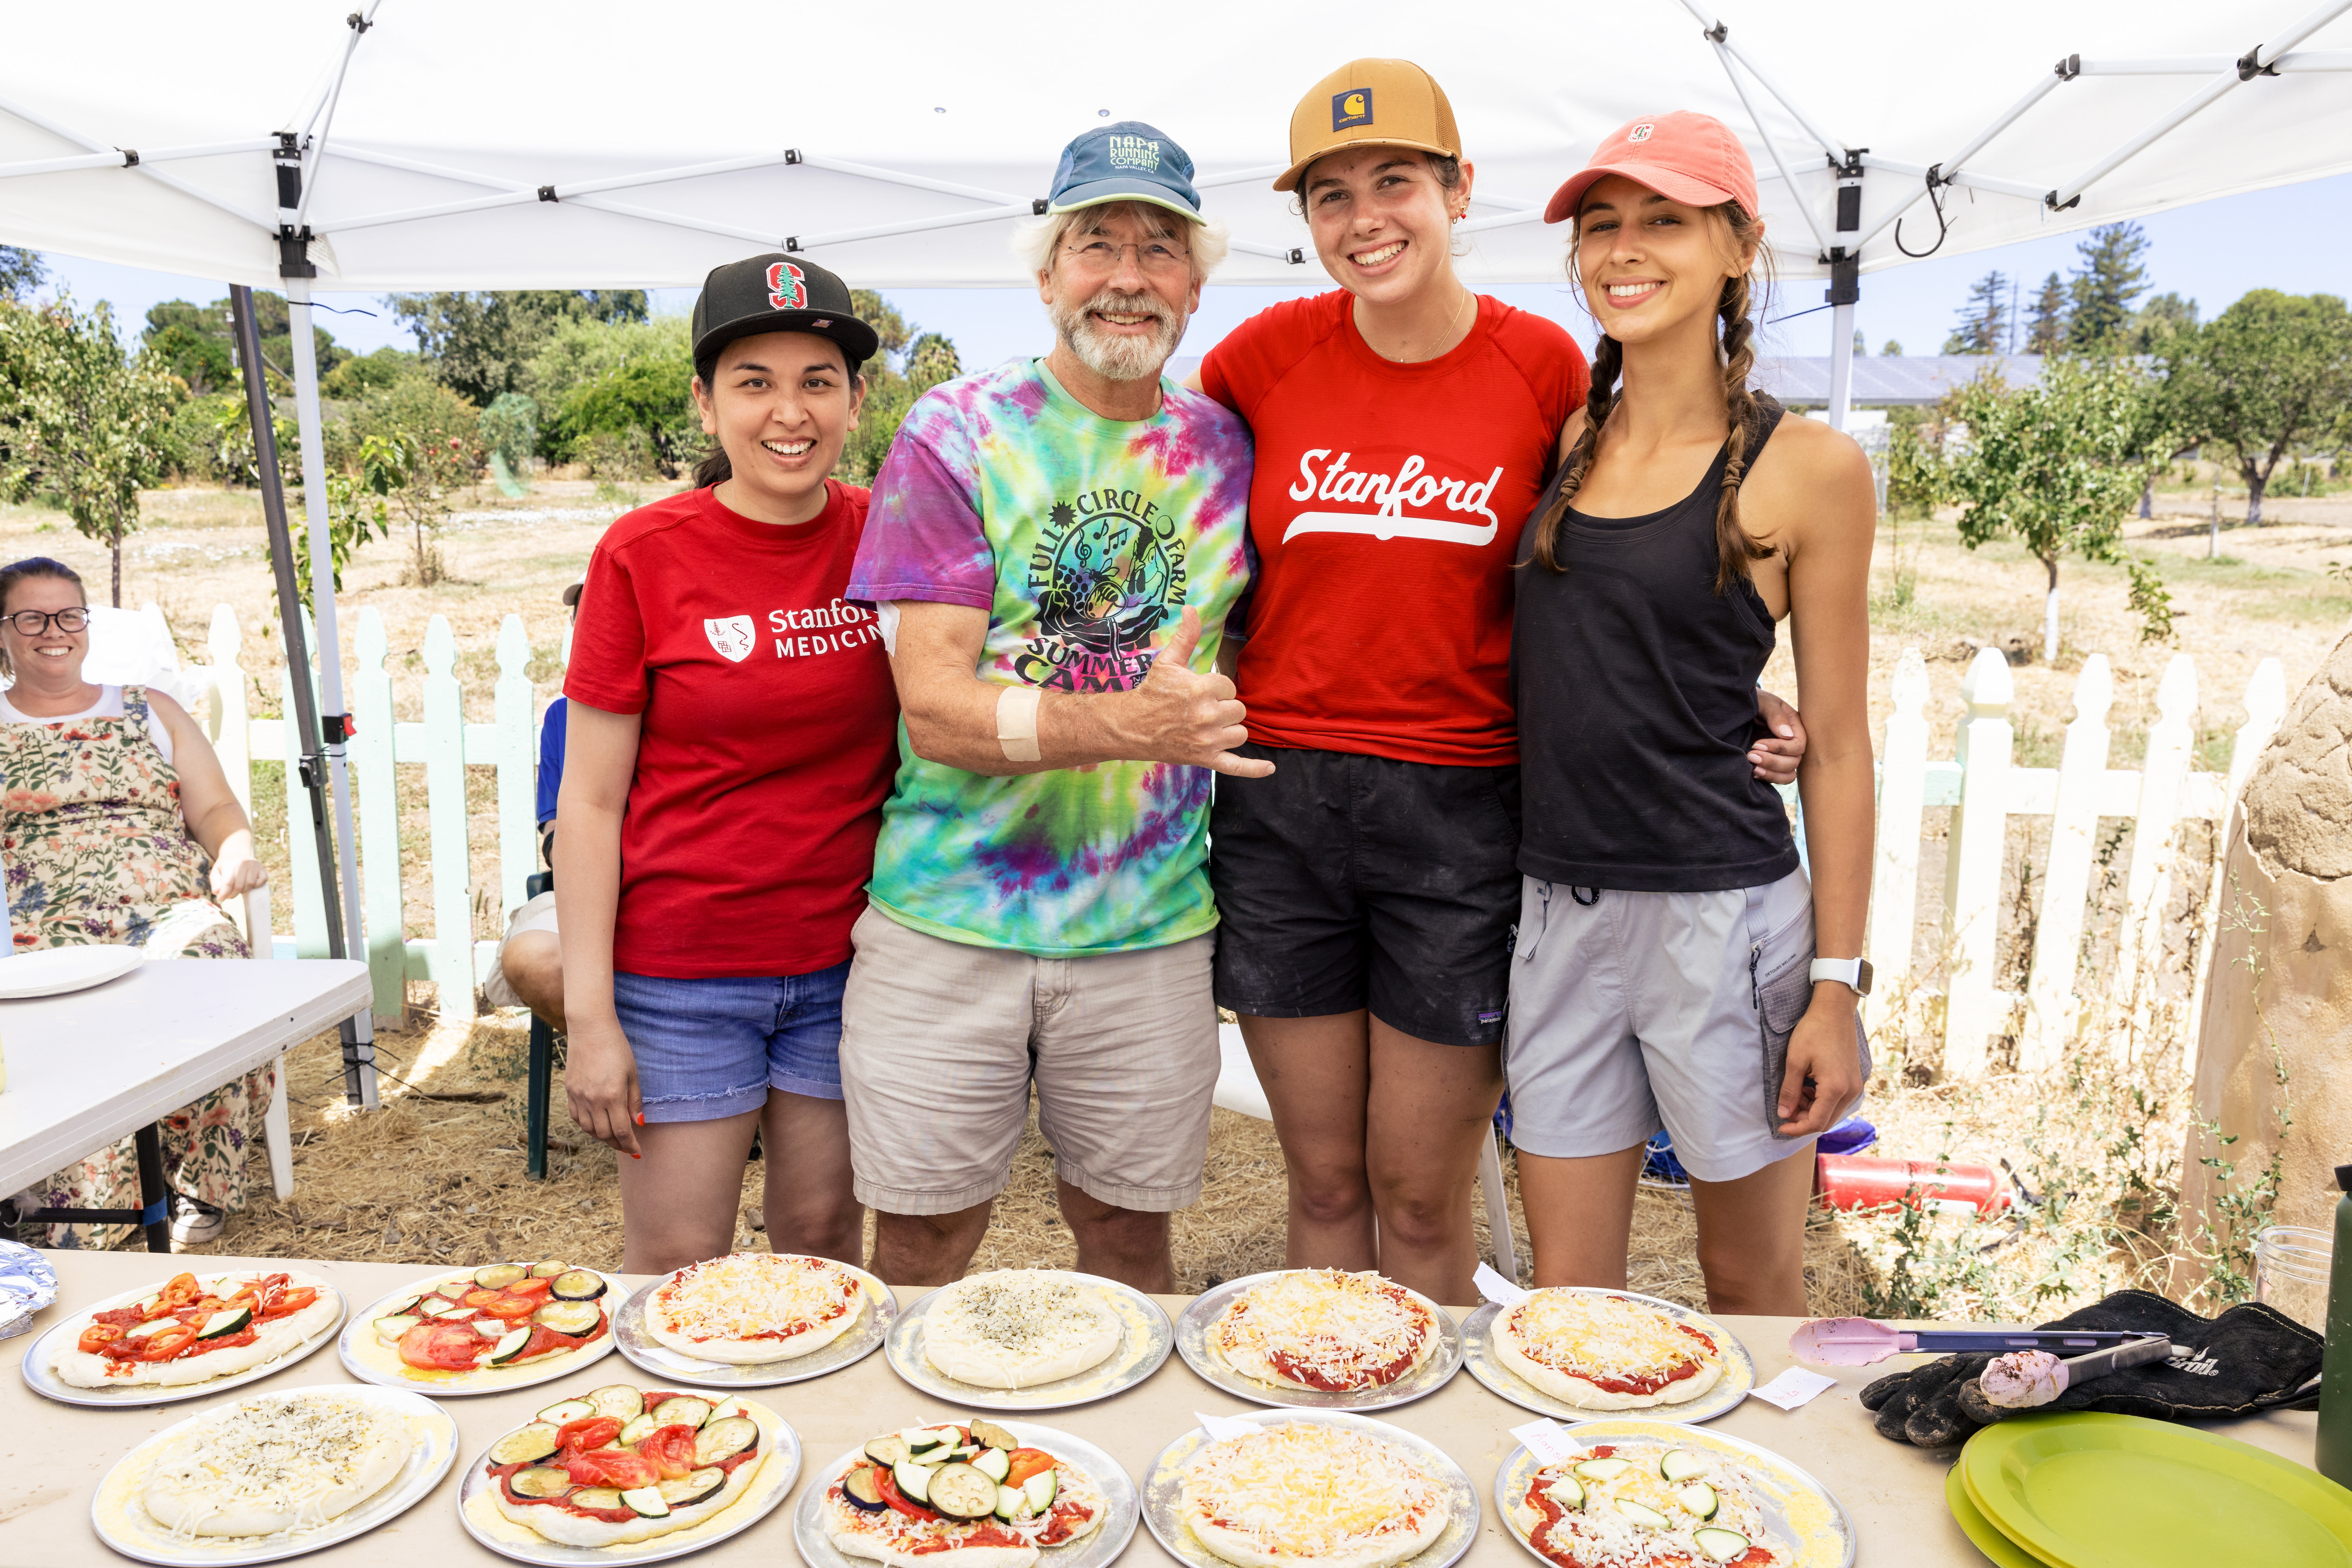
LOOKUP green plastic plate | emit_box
[1946,1460,2053,1567]
[1962,1412,2352,1568]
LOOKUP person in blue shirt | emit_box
[486,582,575,1026]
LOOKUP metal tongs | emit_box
[1789,1317,2177,1367]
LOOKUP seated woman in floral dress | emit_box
[0,558,270,1248]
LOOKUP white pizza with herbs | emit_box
[823,1418,1108,1568]
[644,1251,867,1364]
[133,1390,414,1539]
[1180,1421,1450,1568]
[1511,1441,1789,1568]
[51,1268,339,1389]
[1492,1291,1725,1411]
[358,1259,612,1383]
[478,1383,771,1548]
[922,1270,1122,1389]
[1207,1270,1439,1393]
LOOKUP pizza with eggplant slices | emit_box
[1207,1270,1440,1394]
[51,1269,339,1390]
[353,1259,613,1387]
[479,1383,774,1548]
[1510,1441,1789,1567]
[823,1418,1108,1568]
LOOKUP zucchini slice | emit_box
[536,1397,596,1424]
[1675,1482,1720,1521]
[1573,1457,1631,1482]
[893,1459,933,1505]
[486,1327,534,1365]
[196,1305,253,1338]
[620,1485,670,1519]
[529,1260,571,1279]
[661,1468,728,1508]
[863,1435,913,1467]
[994,1484,1029,1523]
[533,1300,603,1336]
[589,1385,645,1421]
[381,1294,422,1318]
[1659,1449,1706,1483]
[508,1466,574,1500]
[551,1269,607,1301]
[1022,1470,1057,1512]
[901,1426,956,1454]
[842,1466,888,1512]
[1614,1499,1670,1530]
[650,1396,712,1428]
[617,1415,657,1448]
[694,1417,759,1468]
[1545,1474,1586,1511]
[474,1264,528,1290]
[423,1299,473,1319]
[927,1463,998,1520]
[490,1425,563,1466]
[474,1318,510,1339]
[972,1447,1011,1484]
[374,1314,421,1345]
[1692,1527,1752,1563]
[967,1418,1020,1453]
[570,1487,626,1511]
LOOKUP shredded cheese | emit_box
[1503,1294,1712,1383]
[145,1394,401,1540]
[932,1273,1111,1356]
[653,1253,861,1343]
[1212,1270,1435,1390]
[1524,1444,1785,1568]
[1185,1424,1446,1559]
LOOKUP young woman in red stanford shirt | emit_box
[1194,60,1804,1305]
[557,256,899,1274]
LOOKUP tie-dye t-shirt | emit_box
[847,357,1254,956]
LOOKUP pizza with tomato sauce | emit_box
[645,1250,869,1365]
[823,1418,1107,1568]
[1509,1442,1789,1568]
[50,1269,340,1390]
[348,1259,614,1388]
[477,1383,776,1548]
[1493,1291,1724,1411]
[1180,1421,1450,1568]
[1207,1270,1439,1394]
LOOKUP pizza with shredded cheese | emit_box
[922,1270,1122,1389]
[1510,1441,1789,1568]
[51,1268,340,1390]
[1493,1292,1724,1411]
[1181,1421,1449,1568]
[646,1252,867,1365]
[139,1392,413,1539]
[822,1418,1108,1568]
[1208,1270,1439,1393]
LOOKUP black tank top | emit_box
[1511,400,1801,892]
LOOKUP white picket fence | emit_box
[177,606,2284,1070]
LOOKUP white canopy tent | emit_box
[2,0,2347,1101]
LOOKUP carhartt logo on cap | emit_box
[1629,123,1655,143]
[1332,88,1373,131]
[1106,133,1162,172]
[766,261,807,310]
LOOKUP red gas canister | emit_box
[1815,1154,2011,1216]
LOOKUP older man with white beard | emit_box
[839,121,1263,1290]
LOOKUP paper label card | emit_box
[1476,1262,1533,1307]
[1748,1367,1839,1411]
[1196,1411,1258,1442]
[1511,1418,1587,1466]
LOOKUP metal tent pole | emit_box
[226,285,376,1109]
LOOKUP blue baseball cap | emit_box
[1047,121,1204,223]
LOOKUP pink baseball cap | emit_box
[1543,111,1759,225]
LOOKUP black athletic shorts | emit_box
[1209,743,1521,1048]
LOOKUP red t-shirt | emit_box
[1201,292,1588,766]
[564,479,899,978]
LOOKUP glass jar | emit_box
[2254,1224,2332,1333]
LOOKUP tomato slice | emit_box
[640,1425,701,1480]
[873,1466,935,1520]
[266,1286,318,1318]
[566,1447,658,1490]
[156,1273,201,1310]
[135,1323,200,1361]
[557,1416,623,1452]
[463,1289,542,1320]
[397,1320,489,1371]
[506,1278,554,1299]
[1003,1449,1057,1487]
[77,1324,126,1354]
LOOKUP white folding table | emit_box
[0,958,368,1251]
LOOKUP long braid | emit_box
[1712,267,1773,593]
[1529,332,1621,571]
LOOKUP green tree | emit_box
[2065,223,2151,351]
[0,298,181,606]
[838,329,962,485]
[2131,292,2200,355]
[1943,270,2011,355]
[1944,357,2163,661]
[2163,290,2352,528]
[1880,340,1903,357]
[551,359,698,475]
[2026,272,2068,354]
[0,246,42,301]
[142,300,235,395]
[321,345,421,398]
[388,290,648,407]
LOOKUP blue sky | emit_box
[32,171,2351,371]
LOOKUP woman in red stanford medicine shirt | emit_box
[556,256,898,1274]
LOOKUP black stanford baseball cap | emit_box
[691,253,880,368]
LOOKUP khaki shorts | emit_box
[840,904,1219,1215]
[484,891,558,1012]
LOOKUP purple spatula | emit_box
[1789,1317,2171,1366]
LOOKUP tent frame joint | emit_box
[1704,20,1727,42]
[2236,47,2281,78]
[2056,53,2083,81]
[278,224,317,278]
[536,184,558,202]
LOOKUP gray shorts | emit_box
[1503,868,1869,1183]
[839,906,1220,1216]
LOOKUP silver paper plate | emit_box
[611,1258,895,1387]
[23,1271,345,1408]
[1494,1418,1855,1568]
[794,1418,1137,1568]
[1174,1270,1461,1411]
[884,1270,1173,1410]
[89,1383,457,1566]
[0,1238,58,1339]
[1461,1290,1755,1423]
[457,1394,801,1566]
[339,1268,621,1395]
[1143,1407,1479,1568]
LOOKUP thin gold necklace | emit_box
[1369,285,1475,363]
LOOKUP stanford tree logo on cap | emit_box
[1331,88,1374,131]
[766,261,808,311]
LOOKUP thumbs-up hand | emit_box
[1126,608,1275,778]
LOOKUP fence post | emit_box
[205,604,252,821]
[2019,655,2114,1071]
[352,610,408,1029]
[1866,648,1929,1037]
[422,615,477,1021]
[492,615,537,918]
[2114,655,2198,1047]
[1940,648,2014,1077]
[2184,657,2286,1058]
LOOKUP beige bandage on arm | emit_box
[996,684,1042,763]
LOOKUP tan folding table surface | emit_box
[5,1251,2325,1565]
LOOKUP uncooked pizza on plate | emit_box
[459,1381,794,1556]
[1487,1289,1738,1413]
[1180,1419,1455,1568]
[1199,1268,1454,1399]
[34,1268,341,1400]
[341,1259,616,1392]
[1509,1439,1791,1567]
[919,1269,1125,1389]
[815,1417,1113,1568]
[641,1250,870,1364]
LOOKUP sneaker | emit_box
[169,1195,225,1246]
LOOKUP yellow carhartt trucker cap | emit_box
[1274,59,1461,192]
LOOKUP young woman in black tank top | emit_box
[1504,114,1877,1316]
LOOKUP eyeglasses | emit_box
[4,608,88,636]
[1062,240,1192,276]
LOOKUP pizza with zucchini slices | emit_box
[922,1270,1122,1389]
[1510,1442,1789,1568]
[645,1250,867,1364]
[482,1383,771,1548]
[360,1259,612,1384]
[1492,1292,1724,1411]
[1180,1421,1450,1568]
[51,1269,339,1389]
[1207,1270,1439,1394]
[136,1391,413,1538]
[824,1418,1108,1568]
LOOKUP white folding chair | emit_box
[237,884,295,1201]
[1210,1022,1519,1279]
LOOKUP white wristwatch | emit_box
[1810,957,1874,995]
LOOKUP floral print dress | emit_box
[2,686,270,1248]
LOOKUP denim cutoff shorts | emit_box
[613,961,849,1122]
